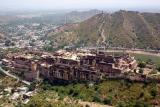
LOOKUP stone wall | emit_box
[2,51,138,83]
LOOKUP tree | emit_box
[28,82,36,91]
[103,97,112,105]
[41,81,52,90]
[28,102,37,107]
[85,104,90,107]
[150,89,157,98]
[139,92,144,98]
[5,39,11,46]
[93,95,102,103]
[135,101,150,107]
[138,62,146,68]
[15,101,23,107]
[29,42,35,46]
[156,66,160,72]
[139,69,144,74]
[72,91,79,97]
[146,59,154,65]
[9,42,15,46]
[117,102,126,107]
[68,89,74,95]
[43,44,54,52]
[47,104,52,107]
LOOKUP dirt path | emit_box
[79,100,113,107]
[0,67,31,85]
[97,14,106,45]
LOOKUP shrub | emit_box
[47,104,52,107]
[93,95,102,103]
[94,85,98,91]
[150,89,157,98]
[103,97,112,105]
[72,91,79,97]
[68,89,74,95]
[41,82,52,90]
[139,92,144,98]
[43,44,54,52]
[85,104,90,107]
[156,66,160,72]
[135,101,150,107]
[117,102,126,107]
[109,89,112,92]
[146,59,154,65]
[28,82,36,91]
[28,102,37,107]
[139,69,144,74]
[138,62,146,68]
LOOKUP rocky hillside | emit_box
[49,10,160,49]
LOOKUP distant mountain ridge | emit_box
[49,10,160,49]
[0,9,102,25]
[65,9,102,23]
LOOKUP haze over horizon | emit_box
[1,0,160,12]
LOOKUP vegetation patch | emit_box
[39,80,160,107]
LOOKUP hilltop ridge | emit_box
[48,10,160,49]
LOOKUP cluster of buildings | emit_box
[0,23,57,50]
[1,49,138,83]
[1,86,36,104]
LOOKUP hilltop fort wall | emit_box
[2,50,138,82]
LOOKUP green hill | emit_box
[49,10,160,49]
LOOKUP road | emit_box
[81,47,160,57]
[0,67,31,85]
[102,49,160,57]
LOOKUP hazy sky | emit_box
[1,0,160,12]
